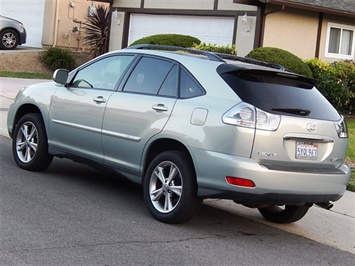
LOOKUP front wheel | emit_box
[12,113,53,171]
[0,29,19,50]
[258,205,310,224]
[143,151,202,224]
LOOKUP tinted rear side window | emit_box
[220,70,340,121]
[123,57,174,95]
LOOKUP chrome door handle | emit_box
[93,96,106,103]
[152,104,168,112]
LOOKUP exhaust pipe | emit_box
[316,202,334,210]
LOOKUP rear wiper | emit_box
[272,108,311,116]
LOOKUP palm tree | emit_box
[83,5,111,57]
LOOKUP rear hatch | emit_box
[219,67,348,171]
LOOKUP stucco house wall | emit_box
[236,0,355,62]
[42,0,109,52]
[263,8,319,59]
[262,6,355,62]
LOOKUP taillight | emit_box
[336,116,348,138]
[223,102,281,131]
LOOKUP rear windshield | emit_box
[219,69,340,121]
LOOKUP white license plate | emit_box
[296,142,318,159]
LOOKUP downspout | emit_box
[255,4,265,48]
[121,12,130,48]
[53,0,60,47]
[106,3,113,52]
[315,12,323,58]
[107,2,113,52]
[259,5,285,47]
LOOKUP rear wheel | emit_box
[143,151,202,224]
[258,205,310,223]
[0,29,19,50]
[12,113,53,171]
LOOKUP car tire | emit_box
[143,150,202,224]
[12,113,53,171]
[258,205,310,224]
[0,29,19,50]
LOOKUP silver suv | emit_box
[0,15,27,50]
[7,45,350,224]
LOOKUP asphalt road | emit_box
[1,135,355,265]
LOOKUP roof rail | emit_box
[127,44,225,62]
[127,44,289,72]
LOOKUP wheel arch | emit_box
[11,104,44,138]
[1,27,20,36]
[143,138,195,179]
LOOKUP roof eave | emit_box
[234,0,355,18]
[89,0,113,4]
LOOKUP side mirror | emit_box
[53,69,69,85]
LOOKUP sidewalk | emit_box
[1,77,354,254]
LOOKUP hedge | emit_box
[246,47,313,77]
[305,58,355,113]
[130,34,201,48]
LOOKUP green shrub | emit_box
[305,58,354,113]
[40,46,77,71]
[246,47,313,77]
[192,42,236,55]
[130,34,201,48]
[332,60,355,112]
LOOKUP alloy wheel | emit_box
[2,32,16,49]
[148,161,183,213]
[15,121,38,163]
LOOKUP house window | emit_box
[326,23,355,59]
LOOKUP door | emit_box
[102,56,178,172]
[48,54,134,161]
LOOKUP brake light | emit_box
[226,176,255,188]
[336,116,348,138]
[222,102,281,131]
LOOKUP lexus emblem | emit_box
[306,123,316,132]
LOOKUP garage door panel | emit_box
[129,14,234,46]
[209,20,223,35]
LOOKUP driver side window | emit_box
[71,55,134,90]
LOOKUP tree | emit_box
[83,5,111,57]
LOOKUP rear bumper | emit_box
[192,148,350,204]
[199,189,342,205]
